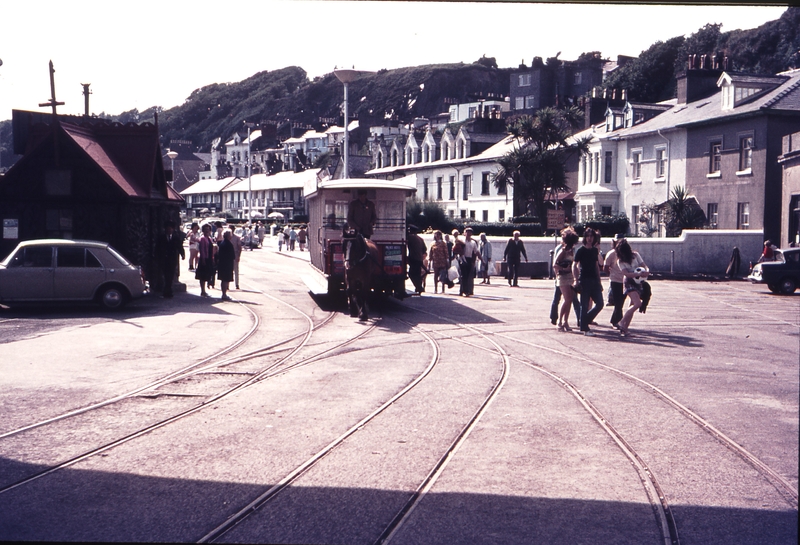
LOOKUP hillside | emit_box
[1,7,798,166]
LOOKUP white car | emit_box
[0,239,148,309]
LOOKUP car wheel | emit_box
[779,277,797,295]
[768,283,781,294]
[99,286,127,310]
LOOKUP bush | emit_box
[573,213,629,238]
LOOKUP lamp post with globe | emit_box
[166,150,178,188]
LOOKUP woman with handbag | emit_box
[429,230,451,293]
[553,227,580,332]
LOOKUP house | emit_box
[220,169,318,220]
[779,131,800,247]
[575,60,800,241]
[509,54,605,115]
[180,176,239,217]
[0,110,183,286]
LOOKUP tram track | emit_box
[486,326,799,509]
[0,288,382,496]
[196,314,510,545]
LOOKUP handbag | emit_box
[447,265,459,282]
[487,261,496,276]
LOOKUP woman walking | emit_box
[615,240,649,337]
[187,223,201,271]
[553,227,580,331]
[195,224,215,297]
[572,228,604,336]
[479,233,492,284]
[603,234,627,328]
[429,230,450,293]
[216,230,236,301]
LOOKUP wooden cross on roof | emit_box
[39,60,65,115]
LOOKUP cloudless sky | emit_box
[0,1,788,121]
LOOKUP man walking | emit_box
[503,230,528,286]
[155,220,185,298]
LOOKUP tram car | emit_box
[303,175,417,297]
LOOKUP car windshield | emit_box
[106,245,131,266]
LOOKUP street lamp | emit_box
[244,121,255,222]
[166,150,178,188]
[333,68,372,179]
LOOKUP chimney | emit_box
[676,52,723,104]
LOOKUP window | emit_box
[737,202,750,229]
[739,136,753,172]
[463,174,471,201]
[524,95,535,109]
[481,172,491,195]
[707,203,718,228]
[12,246,53,268]
[709,140,722,174]
[57,247,87,268]
[449,176,455,200]
[470,210,476,220]
[499,210,505,222]
[518,74,531,86]
[574,72,582,85]
[460,209,467,219]
[604,151,613,183]
[656,148,667,178]
[631,151,642,180]
[601,206,612,217]
[46,209,73,239]
[515,97,525,110]
[482,210,489,222]
[436,177,443,200]
[423,178,429,200]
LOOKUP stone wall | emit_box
[421,230,764,277]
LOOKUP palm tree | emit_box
[665,185,706,236]
[492,107,590,221]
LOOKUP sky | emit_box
[0,1,789,121]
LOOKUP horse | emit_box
[343,232,382,321]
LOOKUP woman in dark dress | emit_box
[216,230,236,301]
[195,224,215,297]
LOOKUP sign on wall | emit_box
[3,219,18,240]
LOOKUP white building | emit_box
[221,169,321,220]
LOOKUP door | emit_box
[0,245,55,300]
[53,246,105,300]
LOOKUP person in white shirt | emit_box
[459,227,482,296]
[614,239,649,337]
[603,234,627,328]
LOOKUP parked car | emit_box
[747,247,800,294]
[0,239,148,309]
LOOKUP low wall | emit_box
[420,230,764,276]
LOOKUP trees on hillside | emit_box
[492,107,590,221]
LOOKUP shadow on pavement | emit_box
[0,457,794,544]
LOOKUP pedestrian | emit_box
[195,223,215,297]
[615,239,649,337]
[289,226,297,251]
[445,233,454,262]
[603,233,627,328]
[257,222,266,248]
[757,240,778,263]
[479,233,492,284]
[459,227,481,296]
[187,222,201,271]
[553,227,580,332]
[407,225,427,294]
[451,229,464,284]
[216,230,236,301]
[572,228,604,336]
[298,225,307,251]
[283,225,291,249]
[429,230,451,293]
[155,220,185,298]
[230,227,243,290]
[503,230,528,286]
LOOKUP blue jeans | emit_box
[550,285,581,324]
[579,278,604,332]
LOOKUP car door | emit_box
[53,246,106,300]
[0,245,55,300]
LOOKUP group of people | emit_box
[185,221,243,301]
[277,224,307,252]
[552,227,649,337]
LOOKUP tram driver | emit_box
[346,189,377,239]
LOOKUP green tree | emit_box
[492,107,590,221]
[603,36,686,103]
[665,186,706,237]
